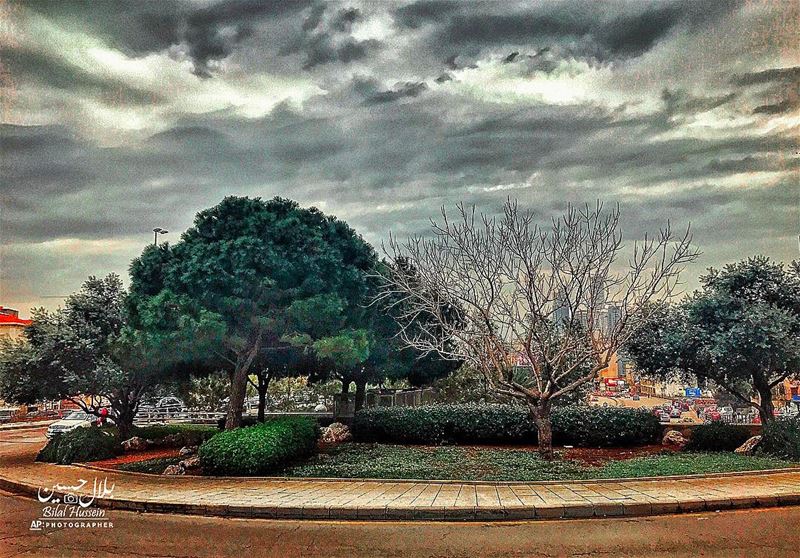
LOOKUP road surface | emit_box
[1,489,798,557]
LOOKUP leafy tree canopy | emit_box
[128,196,379,427]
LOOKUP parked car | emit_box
[705,409,722,422]
[670,407,682,418]
[46,411,100,438]
[783,406,799,417]
[657,410,671,422]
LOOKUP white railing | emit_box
[133,410,225,425]
[133,409,334,425]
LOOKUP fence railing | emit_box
[133,410,225,425]
[133,409,334,425]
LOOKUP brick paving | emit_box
[2,427,800,521]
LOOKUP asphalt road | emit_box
[1,489,798,558]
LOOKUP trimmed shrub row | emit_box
[36,427,119,464]
[133,424,217,447]
[199,416,319,476]
[759,418,800,460]
[685,423,752,452]
[352,404,662,447]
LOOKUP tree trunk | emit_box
[354,379,367,412]
[530,400,554,460]
[257,371,271,423]
[114,402,135,441]
[116,416,133,441]
[757,385,776,424]
[225,363,250,430]
[112,389,140,441]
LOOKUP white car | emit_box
[46,411,98,439]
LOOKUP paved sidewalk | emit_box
[2,427,800,521]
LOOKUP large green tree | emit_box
[129,196,377,429]
[0,275,188,439]
[627,257,800,423]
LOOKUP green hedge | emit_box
[352,404,661,447]
[759,418,800,460]
[133,424,217,447]
[552,406,662,447]
[36,427,119,464]
[199,417,319,476]
[686,423,752,452]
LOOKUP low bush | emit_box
[686,423,752,452]
[759,418,800,460]
[133,424,217,447]
[352,404,661,447]
[36,427,119,464]
[551,406,662,447]
[199,416,319,476]
[215,415,344,431]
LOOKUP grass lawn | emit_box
[131,424,217,439]
[277,443,796,481]
[117,457,181,474]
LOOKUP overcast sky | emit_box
[1,0,798,316]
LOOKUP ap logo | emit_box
[29,520,42,531]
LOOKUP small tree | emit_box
[627,257,800,423]
[379,201,696,458]
[0,275,173,439]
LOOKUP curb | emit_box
[3,470,800,522]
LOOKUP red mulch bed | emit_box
[562,445,669,466]
[456,444,670,466]
[89,448,180,468]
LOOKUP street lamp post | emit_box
[153,227,169,245]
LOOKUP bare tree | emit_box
[378,200,698,458]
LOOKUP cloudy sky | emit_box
[1,0,798,315]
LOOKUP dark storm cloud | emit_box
[282,2,379,69]
[731,66,800,86]
[353,77,429,105]
[395,0,743,61]
[8,82,794,247]
[660,89,737,117]
[393,0,461,29]
[753,96,800,115]
[22,0,311,78]
[179,0,311,77]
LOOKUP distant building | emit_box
[0,307,32,342]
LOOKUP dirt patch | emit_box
[454,444,670,466]
[562,445,670,466]
[89,448,180,468]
